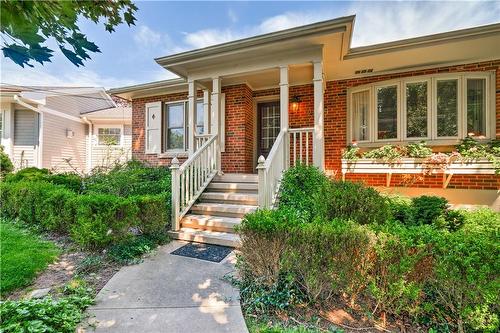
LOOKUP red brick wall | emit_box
[325,59,500,189]
[221,84,254,173]
[130,91,202,166]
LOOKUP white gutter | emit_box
[13,95,43,168]
[82,116,93,173]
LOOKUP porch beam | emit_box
[203,89,211,135]
[313,60,324,170]
[187,79,197,155]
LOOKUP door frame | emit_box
[253,95,280,170]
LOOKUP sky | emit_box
[1,1,499,89]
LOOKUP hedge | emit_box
[0,164,171,250]
[238,165,500,332]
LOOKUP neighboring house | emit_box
[0,85,132,173]
[110,16,500,245]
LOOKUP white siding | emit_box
[90,124,132,170]
[42,113,87,173]
[12,109,38,168]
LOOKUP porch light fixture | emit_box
[66,129,74,138]
[291,96,301,111]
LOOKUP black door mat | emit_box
[171,243,233,263]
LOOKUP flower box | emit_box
[341,158,496,188]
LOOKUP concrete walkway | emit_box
[84,241,248,333]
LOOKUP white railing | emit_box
[289,127,313,166]
[194,134,212,151]
[256,130,289,208]
[170,135,219,230]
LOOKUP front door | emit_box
[257,101,280,158]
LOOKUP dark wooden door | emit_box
[257,101,280,158]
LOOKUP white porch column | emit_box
[279,65,289,130]
[313,61,324,170]
[203,89,211,135]
[187,79,196,155]
[211,77,221,171]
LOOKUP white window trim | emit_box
[164,100,188,153]
[94,124,124,147]
[163,99,205,153]
[346,71,495,146]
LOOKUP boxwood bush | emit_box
[237,165,500,332]
[0,160,172,250]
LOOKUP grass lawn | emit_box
[0,220,60,296]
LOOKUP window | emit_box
[196,100,204,134]
[436,79,458,137]
[347,72,493,145]
[405,81,428,138]
[376,85,398,140]
[97,127,121,145]
[164,102,185,150]
[351,90,370,141]
[467,78,486,136]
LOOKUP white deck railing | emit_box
[194,134,212,151]
[256,130,289,208]
[170,135,219,230]
[289,127,313,166]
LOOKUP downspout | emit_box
[13,95,43,168]
[82,117,93,173]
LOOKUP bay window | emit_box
[405,81,429,139]
[466,78,487,136]
[351,90,370,141]
[436,79,459,138]
[348,72,493,145]
[376,85,398,140]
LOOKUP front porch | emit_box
[168,56,327,245]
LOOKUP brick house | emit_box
[110,16,500,245]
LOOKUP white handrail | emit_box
[257,129,288,208]
[170,134,219,230]
[289,127,313,166]
[194,134,212,151]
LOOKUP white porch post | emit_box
[188,79,196,155]
[203,89,211,135]
[211,77,221,171]
[279,65,290,168]
[313,61,324,170]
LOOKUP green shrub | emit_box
[0,145,13,178]
[387,195,414,224]
[278,164,330,221]
[319,180,390,225]
[108,234,169,265]
[70,194,138,250]
[84,160,171,197]
[406,141,433,158]
[132,193,170,236]
[430,228,499,332]
[38,186,77,232]
[411,195,448,226]
[362,145,403,161]
[5,167,82,192]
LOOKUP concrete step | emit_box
[191,202,257,218]
[181,214,241,232]
[200,192,258,205]
[214,174,258,183]
[207,182,258,193]
[168,228,240,248]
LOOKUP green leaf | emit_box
[59,47,84,67]
[28,45,53,64]
[2,44,33,67]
